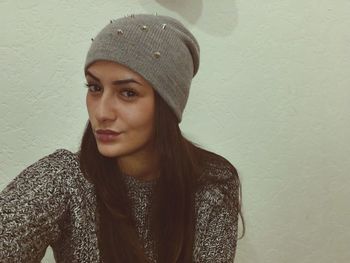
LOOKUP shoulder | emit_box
[49,148,80,168]
[196,149,239,187]
[195,149,239,205]
[0,148,83,201]
[27,148,80,176]
[16,148,83,188]
[45,148,90,185]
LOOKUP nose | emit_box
[95,92,117,122]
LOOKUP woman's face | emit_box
[85,60,156,159]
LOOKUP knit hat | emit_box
[84,13,200,123]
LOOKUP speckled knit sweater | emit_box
[0,149,239,262]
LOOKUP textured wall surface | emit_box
[1,0,349,262]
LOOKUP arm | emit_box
[0,149,72,263]
[194,166,240,263]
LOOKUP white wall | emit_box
[1,0,349,262]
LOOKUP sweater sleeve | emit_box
[194,164,240,263]
[0,149,73,263]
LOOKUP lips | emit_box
[96,129,121,135]
[95,129,122,143]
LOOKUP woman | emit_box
[0,14,245,262]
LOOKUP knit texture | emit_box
[0,149,239,262]
[84,14,200,122]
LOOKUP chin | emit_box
[96,144,125,158]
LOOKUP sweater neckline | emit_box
[120,172,159,189]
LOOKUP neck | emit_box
[116,148,160,182]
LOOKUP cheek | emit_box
[125,100,155,130]
[85,96,90,112]
[86,96,94,118]
[139,99,155,125]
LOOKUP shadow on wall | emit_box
[138,0,238,36]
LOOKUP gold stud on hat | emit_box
[117,29,123,35]
[154,51,161,58]
[141,25,148,31]
[162,24,167,29]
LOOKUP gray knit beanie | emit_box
[84,13,200,123]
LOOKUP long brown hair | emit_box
[78,90,245,262]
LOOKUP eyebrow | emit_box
[85,70,142,86]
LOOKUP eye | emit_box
[85,83,138,99]
[121,88,138,99]
[84,83,101,93]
